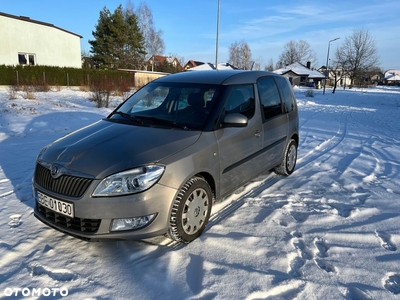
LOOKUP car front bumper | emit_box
[33,182,178,241]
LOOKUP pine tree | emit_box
[89,5,146,69]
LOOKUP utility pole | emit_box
[323,37,340,95]
[215,0,220,70]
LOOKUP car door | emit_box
[257,76,289,169]
[214,84,264,197]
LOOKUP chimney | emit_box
[306,61,311,69]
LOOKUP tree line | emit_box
[88,2,380,86]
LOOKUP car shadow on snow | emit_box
[0,111,106,208]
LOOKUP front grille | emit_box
[37,203,100,233]
[34,163,92,198]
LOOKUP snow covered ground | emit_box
[0,84,400,299]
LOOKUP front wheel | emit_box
[168,177,213,243]
[274,139,297,176]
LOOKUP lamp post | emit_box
[215,0,220,70]
[323,37,340,95]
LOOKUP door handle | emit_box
[255,130,261,137]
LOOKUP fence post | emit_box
[66,73,69,88]
[16,70,19,86]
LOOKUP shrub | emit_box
[89,77,114,108]
[304,89,315,98]
[7,85,18,100]
[22,85,35,99]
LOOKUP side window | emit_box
[224,85,255,119]
[257,77,282,120]
[275,76,295,113]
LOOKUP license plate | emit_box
[37,191,74,218]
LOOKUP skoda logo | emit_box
[50,164,63,179]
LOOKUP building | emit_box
[146,55,182,72]
[0,12,82,68]
[384,70,400,85]
[186,62,238,71]
[273,62,325,86]
[183,60,206,70]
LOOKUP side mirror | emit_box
[223,113,248,127]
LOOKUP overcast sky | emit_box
[2,0,399,70]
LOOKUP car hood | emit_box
[38,120,201,178]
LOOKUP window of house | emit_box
[18,54,27,64]
[28,54,35,65]
[18,53,36,65]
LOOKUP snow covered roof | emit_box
[273,62,325,79]
[384,70,400,81]
[187,62,238,71]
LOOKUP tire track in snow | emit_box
[297,112,348,171]
[134,174,282,254]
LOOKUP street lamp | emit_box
[215,0,220,70]
[323,37,340,95]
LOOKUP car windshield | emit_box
[109,82,221,130]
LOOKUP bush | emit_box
[0,65,134,88]
[22,85,35,99]
[7,85,18,100]
[89,76,115,108]
[304,89,315,98]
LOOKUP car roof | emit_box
[153,70,280,85]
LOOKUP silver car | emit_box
[33,70,299,243]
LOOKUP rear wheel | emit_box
[168,177,212,243]
[274,139,297,176]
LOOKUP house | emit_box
[384,70,400,85]
[318,66,352,88]
[273,62,325,86]
[0,12,82,68]
[186,62,238,71]
[183,60,206,70]
[146,55,182,72]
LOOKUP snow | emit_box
[1,84,400,299]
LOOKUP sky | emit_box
[1,0,400,70]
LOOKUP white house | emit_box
[384,70,400,84]
[273,62,325,86]
[0,12,82,68]
[186,62,238,71]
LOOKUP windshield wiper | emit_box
[111,111,144,124]
[135,115,189,130]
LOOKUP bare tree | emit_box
[253,56,263,70]
[135,2,165,70]
[228,40,253,70]
[277,40,318,68]
[334,29,379,86]
[265,58,274,71]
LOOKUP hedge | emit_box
[0,65,134,87]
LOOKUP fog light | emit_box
[111,214,156,231]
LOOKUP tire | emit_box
[168,177,212,243]
[274,139,297,176]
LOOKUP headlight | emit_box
[93,165,165,196]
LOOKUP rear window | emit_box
[275,77,296,113]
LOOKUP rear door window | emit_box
[257,77,283,120]
[275,76,296,113]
